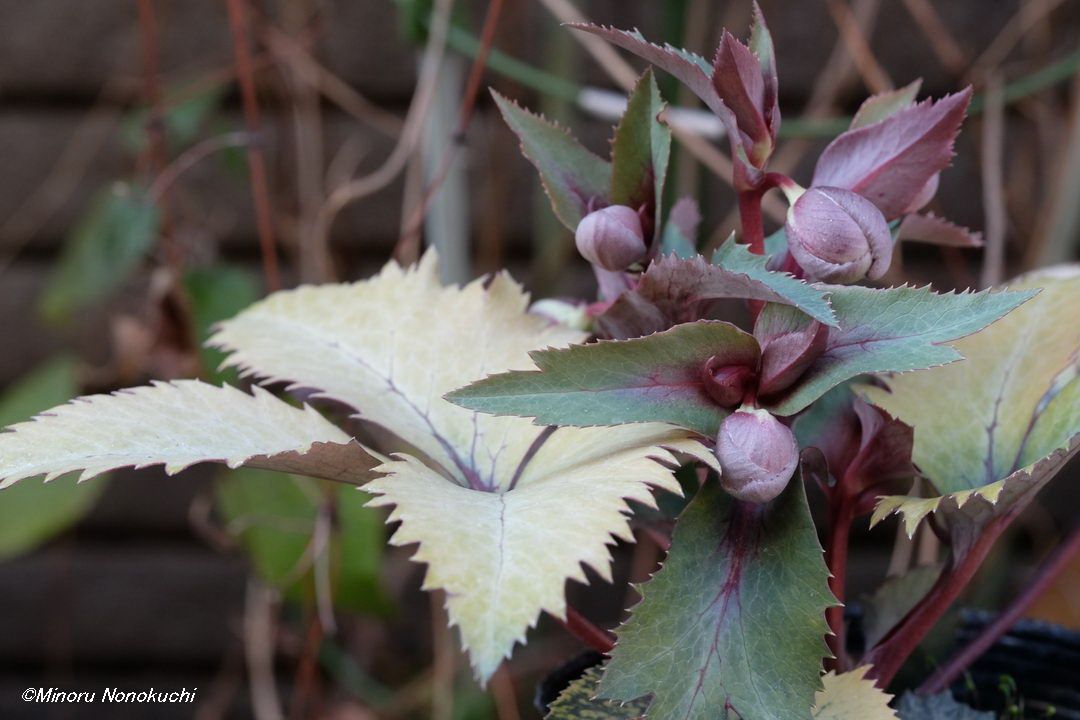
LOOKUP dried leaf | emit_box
[813,666,897,719]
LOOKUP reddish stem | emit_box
[737,190,767,256]
[225,0,281,291]
[824,492,855,671]
[561,607,615,654]
[864,514,1010,687]
[918,522,1080,694]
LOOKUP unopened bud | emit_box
[785,187,893,284]
[715,408,799,504]
[575,205,648,272]
[754,311,829,398]
[700,357,756,407]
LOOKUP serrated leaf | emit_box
[659,197,700,259]
[748,2,779,137]
[896,692,993,719]
[0,380,375,487]
[213,252,713,682]
[764,283,1036,417]
[850,80,921,130]
[598,479,835,720]
[493,91,611,230]
[546,666,648,719]
[862,266,1080,538]
[569,25,725,119]
[40,183,160,324]
[713,236,838,326]
[895,212,983,248]
[713,31,769,147]
[611,69,670,233]
[596,240,835,340]
[0,358,107,560]
[812,666,897,719]
[813,89,972,219]
[448,320,759,437]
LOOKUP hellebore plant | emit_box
[1,6,1078,719]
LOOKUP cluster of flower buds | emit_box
[574,205,648,272]
[715,407,799,504]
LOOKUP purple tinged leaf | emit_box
[610,68,671,240]
[712,31,769,152]
[754,310,829,398]
[659,196,701,258]
[903,172,940,213]
[850,79,922,129]
[715,408,799,503]
[492,90,611,231]
[812,87,973,219]
[749,2,780,138]
[896,211,984,247]
[786,186,894,283]
[595,251,834,340]
[568,25,727,119]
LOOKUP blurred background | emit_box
[0,0,1078,718]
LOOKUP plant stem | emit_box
[864,514,1010,687]
[225,0,281,292]
[561,607,615,654]
[918,522,1080,694]
[737,190,766,256]
[825,493,855,671]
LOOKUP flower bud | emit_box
[754,312,829,398]
[700,356,756,407]
[785,187,893,284]
[715,408,799,504]
[575,205,648,271]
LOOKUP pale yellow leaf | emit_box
[812,666,897,720]
[213,252,714,682]
[211,252,587,489]
[0,380,374,486]
[861,265,1080,533]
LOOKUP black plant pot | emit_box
[946,610,1080,719]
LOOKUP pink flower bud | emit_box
[754,313,829,398]
[700,356,756,408]
[715,408,799,504]
[575,205,648,271]
[785,187,893,284]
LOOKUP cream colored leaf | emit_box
[812,666,897,720]
[862,266,1080,535]
[211,252,586,489]
[0,380,375,486]
[367,426,712,683]
[213,253,714,682]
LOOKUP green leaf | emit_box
[713,236,838,326]
[659,197,700,259]
[216,470,391,613]
[184,265,260,383]
[0,358,107,560]
[217,468,318,590]
[862,266,1080,540]
[545,666,649,720]
[596,240,836,340]
[861,565,942,650]
[598,479,835,720]
[40,183,160,324]
[765,283,1037,417]
[448,320,760,437]
[610,69,671,235]
[850,80,921,129]
[493,91,611,231]
[896,692,993,719]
